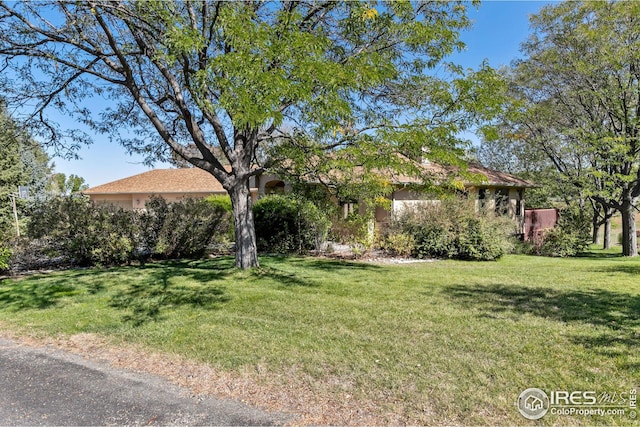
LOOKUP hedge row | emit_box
[8,195,232,269]
[1,193,588,274]
[1,194,330,272]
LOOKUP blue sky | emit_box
[48,1,554,188]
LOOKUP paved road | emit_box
[0,338,289,426]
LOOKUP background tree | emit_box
[0,1,501,268]
[476,94,614,247]
[484,1,640,255]
[0,100,50,238]
[49,173,89,196]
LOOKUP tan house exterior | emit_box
[83,164,534,232]
[83,168,232,210]
[83,168,292,210]
[374,162,535,233]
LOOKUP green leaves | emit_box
[492,0,640,254]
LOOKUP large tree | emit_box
[0,1,500,268]
[495,1,640,256]
[0,100,50,237]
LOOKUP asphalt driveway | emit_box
[0,338,289,426]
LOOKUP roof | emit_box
[83,168,229,195]
[465,163,536,188]
[294,154,536,189]
[84,160,534,197]
[377,158,536,188]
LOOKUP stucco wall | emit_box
[88,191,233,210]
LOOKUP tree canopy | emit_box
[484,1,640,256]
[0,1,504,267]
[0,100,50,238]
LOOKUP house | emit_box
[82,168,292,210]
[371,161,535,233]
[83,168,236,210]
[83,163,534,232]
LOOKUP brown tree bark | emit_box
[620,195,638,257]
[228,180,260,269]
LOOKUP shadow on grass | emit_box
[250,267,318,288]
[445,284,640,359]
[0,271,105,310]
[592,264,640,275]
[264,256,382,272]
[575,251,623,259]
[110,261,233,326]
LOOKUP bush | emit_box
[392,198,513,261]
[380,232,415,257]
[205,195,233,213]
[456,216,511,261]
[331,214,377,256]
[9,237,73,272]
[253,194,330,254]
[205,195,234,242]
[530,204,590,258]
[139,196,232,259]
[0,244,11,272]
[537,227,588,257]
[25,195,232,267]
[27,196,137,266]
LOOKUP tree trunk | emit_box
[603,215,612,250]
[620,196,638,257]
[229,181,260,269]
[592,213,601,245]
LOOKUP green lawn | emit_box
[1,250,639,425]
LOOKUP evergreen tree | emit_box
[0,101,50,237]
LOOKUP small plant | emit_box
[0,244,11,272]
[381,232,416,257]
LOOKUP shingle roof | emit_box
[403,161,536,188]
[465,162,536,187]
[299,155,536,188]
[84,161,534,197]
[83,168,228,195]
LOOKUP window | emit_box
[516,189,524,217]
[340,200,358,218]
[264,180,285,195]
[494,189,510,216]
[478,188,487,211]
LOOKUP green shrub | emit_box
[537,227,588,257]
[381,232,415,257]
[331,214,377,255]
[205,195,233,212]
[27,196,137,266]
[24,195,232,267]
[456,216,512,261]
[140,196,232,259]
[253,195,330,254]
[205,195,234,242]
[532,203,590,258]
[392,198,513,261]
[0,244,11,272]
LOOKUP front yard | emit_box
[0,250,639,425]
